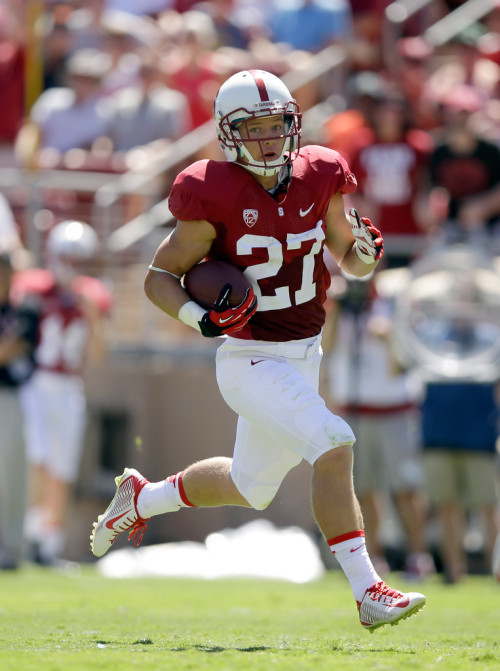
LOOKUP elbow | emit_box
[144,269,155,303]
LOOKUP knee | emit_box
[251,499,272,511]
[237,487,275,511]
[313,445,354,477]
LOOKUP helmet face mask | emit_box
[214,70,301,177]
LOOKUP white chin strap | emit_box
[239,160,283,177]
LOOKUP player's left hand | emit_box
[200,284,257,337]
[349,208,384,263]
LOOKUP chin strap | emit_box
[272,162,293,203]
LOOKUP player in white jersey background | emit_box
[13,220,112,566]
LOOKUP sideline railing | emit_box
[423,0,498,47]
[383,0,498,71]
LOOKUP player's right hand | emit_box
[199,284,257,337]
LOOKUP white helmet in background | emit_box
[213,69,301,177]
[47,220,99,259]
[46,220,99,285]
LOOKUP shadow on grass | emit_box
[329,642,417,655]
[175,644,270,653]
[95,639,269,653]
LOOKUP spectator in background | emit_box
[421,376,500,583]
[479,4,500,78]
[66,0,108,53]
[104,0,174,15]
[428,85,500,246]
[458,188,500,235]
[0,3,25,166]
[42,8,73,91]
[15,48,114,170]
[161,11,230,130]
[348,92,434,267]
[66,5,165,94]
[395,247,500,583]
[418,306,500,583]
[108,54,191,159]
[166,3,328,117]
[0,252,39,570]
[269,0,353,54]
[347,0,390,71]
[393,37,442,132]
[98,12,146,95]
[426,23,500,108]
[321,70,387,164]
[13,221,113,566]
[194,0,254,50]
[322,272,434,580]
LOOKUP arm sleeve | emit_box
[307,145,358,196]
[168,164,210,221]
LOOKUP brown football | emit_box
[183,260,253,310]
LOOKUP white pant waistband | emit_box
[222,333,322,359]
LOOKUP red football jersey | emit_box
[349,129,432,235]
[168,145,357,341]
[11,269,112,375]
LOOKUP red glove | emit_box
[349,208,384,263]
[200,284,257,337]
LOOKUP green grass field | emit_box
[0,565,498,670]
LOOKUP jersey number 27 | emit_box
[236,221,325,311]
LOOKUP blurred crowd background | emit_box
[1,0,500,271]
[0,0,499,581]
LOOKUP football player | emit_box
[15,220,112,565]
[91,70,425,631]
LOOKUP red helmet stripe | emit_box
[248,70,270,102]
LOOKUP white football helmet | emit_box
[46,220,99,285]
[213,70,301,177]
[47,220,99,259]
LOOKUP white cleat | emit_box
[90,468,150,558]
[357,581,426,632]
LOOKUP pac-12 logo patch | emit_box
[243,209,258,227]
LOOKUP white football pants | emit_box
[216,333,355,510]
[20,370,86,483]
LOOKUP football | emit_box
[183,260,253,310]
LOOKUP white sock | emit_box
[24,506,44,542]
[137,472,195,518]
[328,531,381,602]
[40,527,65,564]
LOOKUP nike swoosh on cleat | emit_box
[106,510,131,529]
[251,359,264,366]
[299,203,314,217]
[394,598,410,608]
[350,544,364,553]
